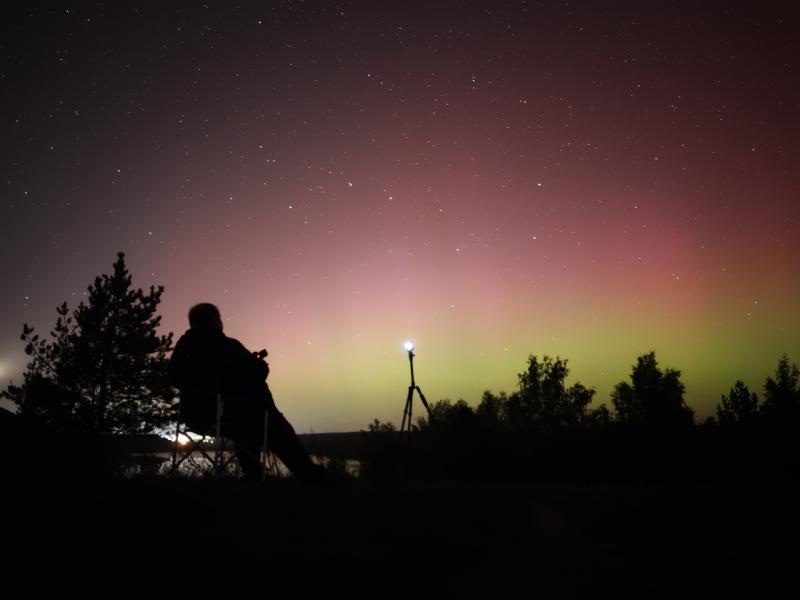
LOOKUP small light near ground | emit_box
[404,341,415,352]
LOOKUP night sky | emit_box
[1,2,798,432]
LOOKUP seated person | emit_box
[168,303,324,482]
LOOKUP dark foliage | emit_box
[761,355,800,425]
[611,351,694,430]
[506,355,603,431]
[359,353,799,483]
[3,253,175,435]
[716,381,759,427]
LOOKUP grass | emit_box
[5,472,798,596]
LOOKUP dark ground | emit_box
[5,474,798,598]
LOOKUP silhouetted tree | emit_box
[4,253,174,434]
[584,402,612,426]
[716,381,759,427]
[476,390,506,427]
[611,352,693,429]
[760,355,800,424]
[511,355,597,429]
[423,399,476,431]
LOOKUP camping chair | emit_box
[171,391,279,479]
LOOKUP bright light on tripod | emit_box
[404,341,415,352]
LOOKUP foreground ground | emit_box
[5,474,798,597]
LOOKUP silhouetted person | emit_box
[168,303,324,482]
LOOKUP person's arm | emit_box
[226,338,269,382]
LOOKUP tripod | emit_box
[400,344,432,440]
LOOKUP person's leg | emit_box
[227,389,324,482]
[223,395,266,480]
[266,407,324,482]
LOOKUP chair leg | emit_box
[214,393,223,476]
[171,420,182,475]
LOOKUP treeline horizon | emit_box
[371,351,798,431]
[2,252,798,484]
[361,352,800,482]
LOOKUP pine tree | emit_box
[4,253,175,434]
[761,355,800,425]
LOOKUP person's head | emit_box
[188,303,223,332]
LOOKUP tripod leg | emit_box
[400,399,407,433]
[401,385,415,478]
[407,388,413,442]
[415,386,434,423]
[401,385,414,433]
